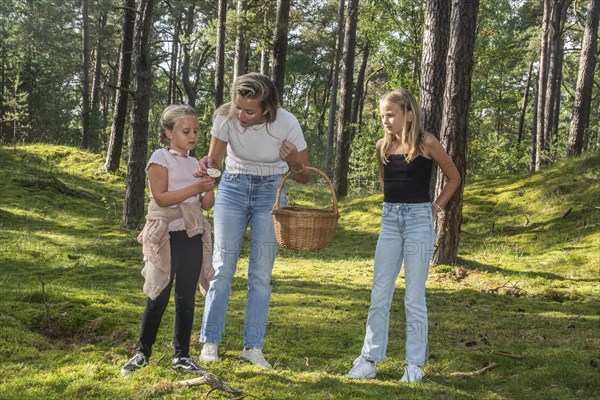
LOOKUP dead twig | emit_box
[522,213,530,226]
[450,362,497,377]
[154,353,165,366]
[561,208,573,219]
[176,372,242,394]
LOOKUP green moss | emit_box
[0,145,598,399]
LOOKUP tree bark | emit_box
[419,0,451,198]
[517,58,534,145]
[215,0,227,107]
[433,0,480,266]
[530,77,538,171]
[272,0,291,104]
[350,41,369,142]
[233,0,248,82]
[104,0,136,173]
[333,0,359,199]
[181,4,196,107]
[419,0,451,137]
[168,13,180,104]
[81,0,91,149]
[567,0,600,157]
[123,0,155,229]
[326,0,345,175]
[535,0,552,171]
[542,0,571,163]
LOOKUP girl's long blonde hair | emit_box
[159,104,197,147]
[379,88,424,164]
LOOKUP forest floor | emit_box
[0,144,598,400]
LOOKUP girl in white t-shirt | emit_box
[121,105,215,376]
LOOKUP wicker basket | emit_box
[271,167,340,251]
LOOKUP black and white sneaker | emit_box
[120,352,148,377]
[172,356,206,373]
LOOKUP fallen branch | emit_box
[522,213,530,226]
[450,362,497,377]
[176,373,242,394]
[561,208,572,219]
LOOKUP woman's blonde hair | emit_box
[214,73,280,124]
[379,88,424,164]
[159,104,197,146]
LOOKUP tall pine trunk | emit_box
[214,0,227,107]
[104,0,136,173]
[433,0,479,266]
[333,0,359,199]
[81,0,91,149]
[123,0,155,229]
[326,0,345,175]
[419,0,451,197]
[272,0,290,104]
[233,0,247,82]
[535,0,552,171]
[567,0,600,156]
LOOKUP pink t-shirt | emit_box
[146,148,201,231]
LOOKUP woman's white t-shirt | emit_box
[146,148,200,232]
[211,108,307,176]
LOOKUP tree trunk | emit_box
[326,0,345,175]
[123,0,155,229]
[433,0,480,266]
[104,0,136,173]
[535,0,552,171]
[567,0,600,157]
[272,0,291,104]
[542,0,571,163]
[420,0,451,198]
[419,0,451,137]
[517,58,534,145]
[168,15,180,104]
[181,4,196,107]
[333,0,359,199]
[214,0,227,107]
[530,77,538,171]
[234,0,247,82]
[81,0,91,149]
[350,41,369,141]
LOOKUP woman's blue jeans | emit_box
[200,172,286,349]
[361,202,436,365]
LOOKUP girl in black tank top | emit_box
[345,88,460,383]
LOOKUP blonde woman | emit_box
[195,73,310,369]
[346,88,460,382]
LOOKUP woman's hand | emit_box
[279,140,300,164]
[195,155,214,178]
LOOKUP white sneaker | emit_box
[199,343,219,362]
[240,348,272,369]
[345,356,376,379]
[400,363,424,383]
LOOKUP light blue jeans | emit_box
[361,202,435,365]
[200,172,286,349]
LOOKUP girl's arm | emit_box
[200,189,215,210]
[423,133,461,213]
[148,164,215,208]
[375,139,385,191]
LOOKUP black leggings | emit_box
[136,231,203,358]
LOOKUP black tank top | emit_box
[383,154,433,203]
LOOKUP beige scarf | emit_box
[137,199,214,300]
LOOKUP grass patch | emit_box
[1,144,598,399]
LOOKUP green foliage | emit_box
[1,144,598,399]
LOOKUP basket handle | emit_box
[273,166,339,214]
